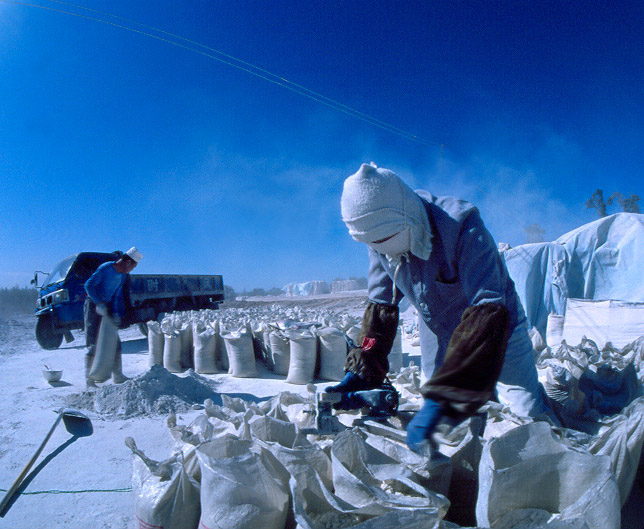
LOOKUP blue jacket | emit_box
[84,262,127,318]
[367,190,545,416]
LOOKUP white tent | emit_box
[502,213,644,337]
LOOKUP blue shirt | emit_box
[84,262,127,318]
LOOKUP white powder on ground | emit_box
[65,365,219,419]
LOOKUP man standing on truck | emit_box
[83,247,143,388]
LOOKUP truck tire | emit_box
[36,314,63,350]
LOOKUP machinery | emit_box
[314,382,400,435]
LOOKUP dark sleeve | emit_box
[421,302,511,417]
[345,301,399,386]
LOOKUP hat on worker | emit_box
[125,247,143,263]
[341,162,432,260]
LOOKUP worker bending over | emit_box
[329,163,547,454]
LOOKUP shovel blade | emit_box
[61,409,93,438]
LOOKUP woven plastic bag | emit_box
[192,320,218,374]
[286,330,317,384]
[317,327,347,382]
[476,421,620,529]
[162,321,182,373]
[128,437,200,529]
[197,438,289,529]
[147,320,164,367]
[89,316,119,382]
[269,330,290,376]
[222,330,258,377]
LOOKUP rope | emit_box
[0,0,441,147]
[0,487,132,495]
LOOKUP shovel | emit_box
[0,408,93,515]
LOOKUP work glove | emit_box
[326,372,371,394]
[95,303,109,317]
[406,398,444,454]
[325,372,373,410]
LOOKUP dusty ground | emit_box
[1,294,643,528]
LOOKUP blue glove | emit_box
[325,372,370,394]
[325,372,372,410]
[406,399,444,454]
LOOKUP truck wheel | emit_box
[137,323,148,337]
[36,314,63,350]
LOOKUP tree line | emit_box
[586,190,640,218]
[0,287,38,316]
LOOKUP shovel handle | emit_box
[0,410,64,515]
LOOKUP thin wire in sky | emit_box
[2,0,441,147]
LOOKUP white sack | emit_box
[563,298,644,349]
[192,320,218,374]
[529,326,547,353]
[211,320,229,372]
[476,421,621,529]
[388,327,403,374]
[162,328,182,373]
[178,320,194,369]
[269,331,290,376]
[317,327,347,382]
[546,313,565,348]
[262,328,273,368]
[248,415,300,448]
[89,316,118,382]
[147,320,164,367]
[197,440,289,529]
[287,331,317,384]
[346,325,361,346]
[131,446,200,529]
[222,331,258,378]
[589,397,644,505]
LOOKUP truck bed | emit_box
[129,274,224,302]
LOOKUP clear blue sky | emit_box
[1,1,643,291]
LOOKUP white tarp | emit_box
[502,213,644,336]
[283,281,331,296]
[502,242,569,336]
[563,299,644,349]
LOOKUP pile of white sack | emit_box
[128,357,644,529]
[146,307,405,384]
[133,305,644,529]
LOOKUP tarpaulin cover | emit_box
[503,213,644,336]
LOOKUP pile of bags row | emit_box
[532,322,644,430]
[146,308,404,383]
[129,362,644,529]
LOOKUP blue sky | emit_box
[1,1,643,291]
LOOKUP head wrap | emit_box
[341,163,431,260]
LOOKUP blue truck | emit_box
[33,251,225,350]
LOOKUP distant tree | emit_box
[607,192,641,214]
[586,189,608,218]
[0,286,38,316]
[223,285,236,300]
[266,287,284,296]
[524,223,545,244]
